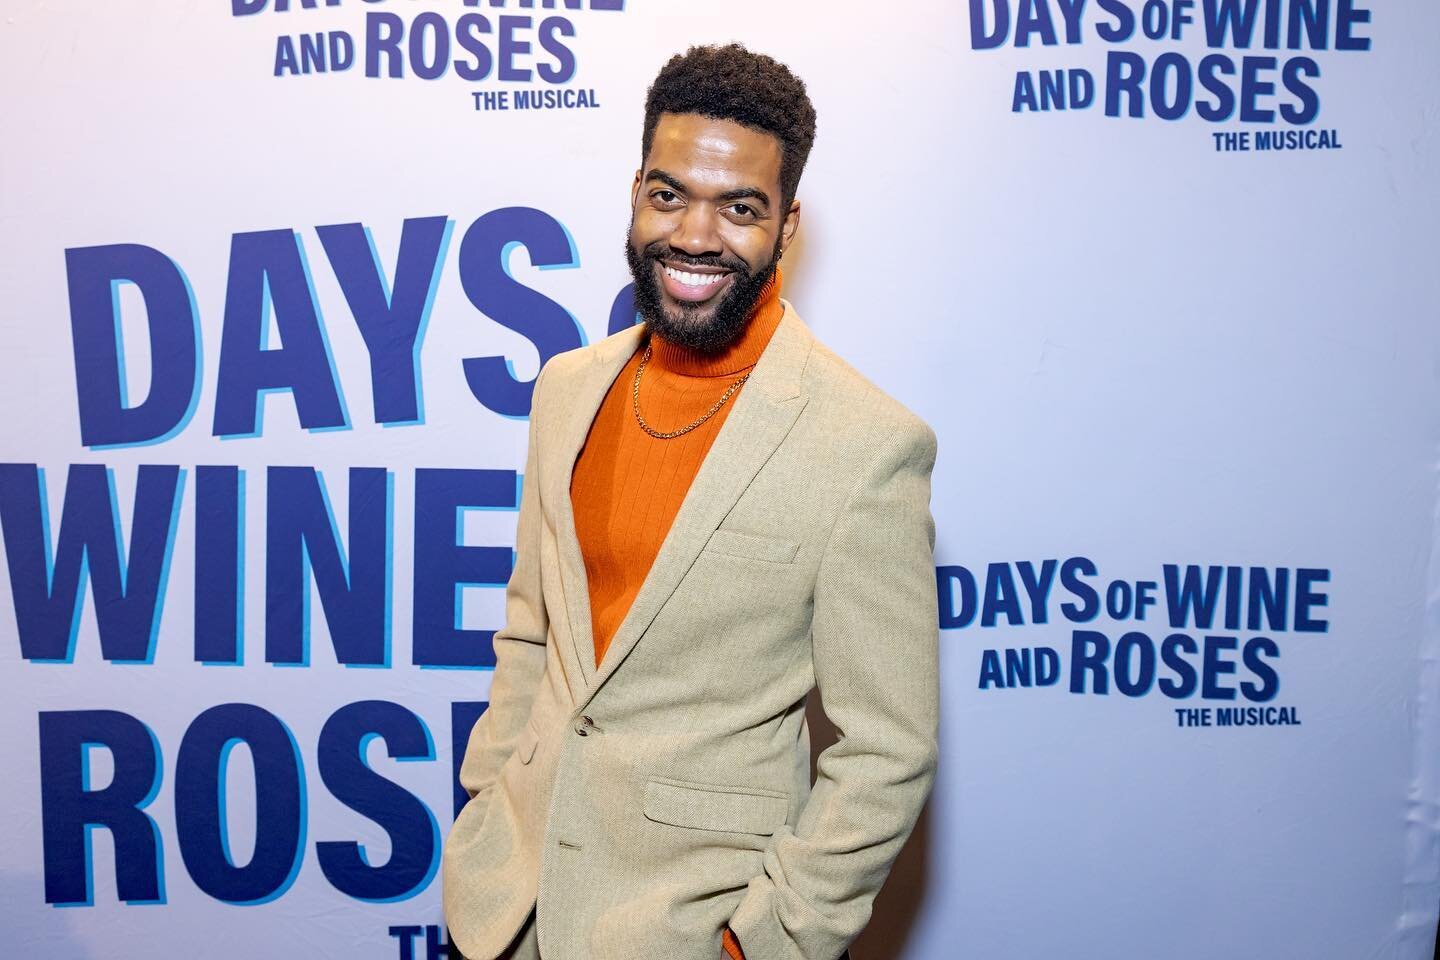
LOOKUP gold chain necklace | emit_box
[632,341,751,439]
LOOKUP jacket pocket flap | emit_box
[703,529,800,564]
[515,719,540,765]
[643,777,788,836]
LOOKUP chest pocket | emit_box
[702,528,800,564]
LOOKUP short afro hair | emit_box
[641,43,818,207]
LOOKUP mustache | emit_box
[640,242,749,275]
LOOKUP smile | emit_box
[658,262,733,303]
[663,265,727,286]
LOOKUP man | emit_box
[442,44,939,960]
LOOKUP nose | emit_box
[669,202,722,257]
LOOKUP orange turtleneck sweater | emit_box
[568,268,785,960]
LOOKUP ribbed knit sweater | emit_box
[568,268,785,960]
[570,267,784,668]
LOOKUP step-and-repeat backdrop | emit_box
[3,2,1438,958]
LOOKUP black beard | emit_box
[624,231,780,355]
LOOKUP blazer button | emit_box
[574,715,595,737]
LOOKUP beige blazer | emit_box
[442,301,939,960]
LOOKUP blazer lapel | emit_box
[574,303,814,712]
[543,322,644,701]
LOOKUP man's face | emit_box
[626,112,801,354]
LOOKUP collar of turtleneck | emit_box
[647,266,784,378]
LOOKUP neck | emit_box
[649,267,784,377]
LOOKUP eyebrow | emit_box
[645,169,771,209]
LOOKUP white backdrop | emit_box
[2,2,1438,958]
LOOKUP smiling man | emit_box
[442,44,940,960]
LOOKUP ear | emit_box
[630,168,643,209]
[778,198,801,257]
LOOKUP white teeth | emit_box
[665,266,724,286]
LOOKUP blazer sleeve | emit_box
[456,361,553,807]
[728,415,940,960]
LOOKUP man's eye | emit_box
[728,203,755,218]
[654,190,679,204]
